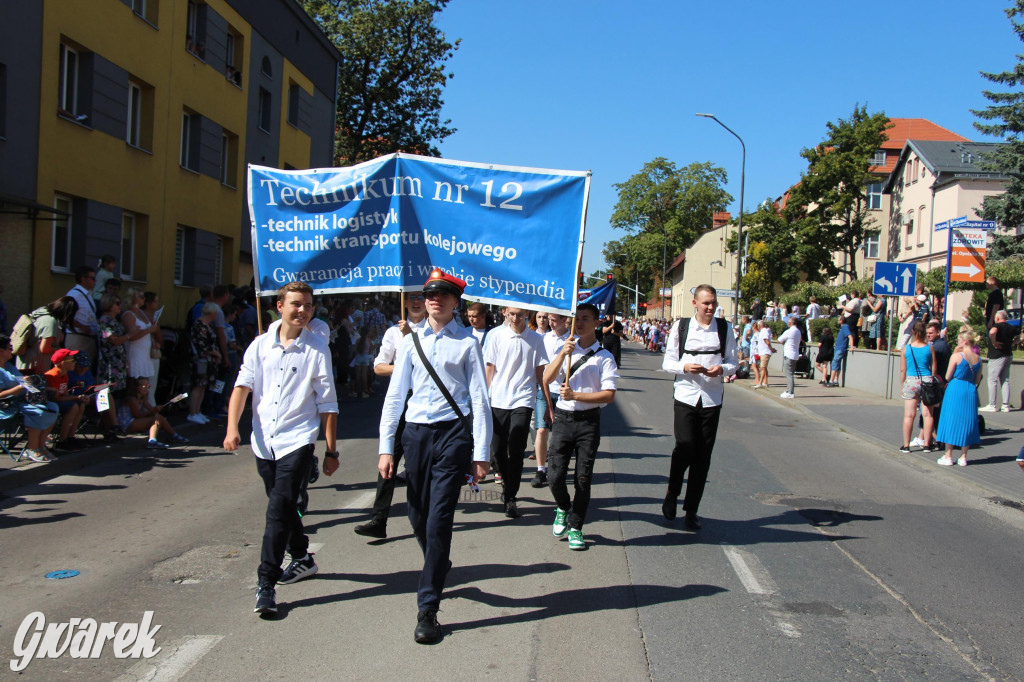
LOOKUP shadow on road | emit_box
[444,582,727,633]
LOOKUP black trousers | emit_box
[255,443,314,585]
[402,419,472,611]
[668,398,721,514]
[491,406,533,502]
[368,413,407,522]
[548,408,601,530]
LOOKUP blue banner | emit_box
[577,280,616,317]
[247,154,591,315]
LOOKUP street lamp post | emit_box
[696,113,746,326]
[661,222,668,319]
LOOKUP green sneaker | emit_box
[552,507,569,537]
[567,528,585,550]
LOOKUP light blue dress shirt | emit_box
[379,317,492,461]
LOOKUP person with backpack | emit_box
[660,284,738,530]
[0,333,60,463]
[13,296,79,375]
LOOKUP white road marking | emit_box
[116,635,223,682]
[630,401,642,415]
[721,545,777,596]
[721,544,800,638]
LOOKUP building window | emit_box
[58,43,80,116]
[866,182,883,210]
[864,231,880,260]
[186,1,205,57]
[257,88,271,132]
[906,210,915,248]
[174,226,185,285]
[130,0,159,25]
[121,213,136,280]
[52,195,73,272]
[220,131,238,186]
[870,150,886,166]
[224,27,243,86]
[912,158,919,183]
[180,111,200,171]
[287,83,300,126]
[127,82,142,146]
[919,205,927,244]
[260,56,272,77]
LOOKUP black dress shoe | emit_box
[662,492,678,520]
[684,513,702,531]
[354,518,387,539]
[414,609,442,644]
[505,500,521,518]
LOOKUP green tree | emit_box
[300,0,459,165]
[973,1,1024,237]
[739,241,774,307]
[788,105,892,282]
[608,157,732,297]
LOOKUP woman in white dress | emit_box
[122,286,159,389]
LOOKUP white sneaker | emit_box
[779,392,794,399]
[979,405,998,413]
[909,437,925,448]
[1000,405,1012,413]
[187,414,206,424]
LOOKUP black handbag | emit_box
[909,347,942,406]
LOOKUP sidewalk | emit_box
[0,417,215,493]
[735,372,1024,502]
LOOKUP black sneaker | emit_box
[530,470,548,488]
[414,609,442,644]
[354,517,387,539]
[279,553,317,585]
[898,445,911,454]
[309,455,320,484]
[504,500,521,519]
[254,583,277,615]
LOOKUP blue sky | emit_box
[436,1,1021,275]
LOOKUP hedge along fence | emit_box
[776,256,1024,313]
[803,315,988,352]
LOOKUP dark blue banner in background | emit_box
[247,153,591,314]
[577,280,616,317]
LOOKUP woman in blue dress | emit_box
[935,327,983,467]
[0,333,60,462]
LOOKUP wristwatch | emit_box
[324,450,339,459]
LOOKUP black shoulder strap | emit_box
[678,317,727,356]
[677,318,690,358]
[567,348,598,380]
[410,331,470,432]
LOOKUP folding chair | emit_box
[0,414,26,462]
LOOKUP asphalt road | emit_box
[2,344,1023,681]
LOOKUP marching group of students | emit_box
[222,273,738,645]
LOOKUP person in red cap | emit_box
[45,348,90,451]
[379,268,492,644]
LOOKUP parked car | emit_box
[1005,307,1022,329]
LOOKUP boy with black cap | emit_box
[379,268,491,644]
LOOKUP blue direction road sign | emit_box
[873,261,917,296]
